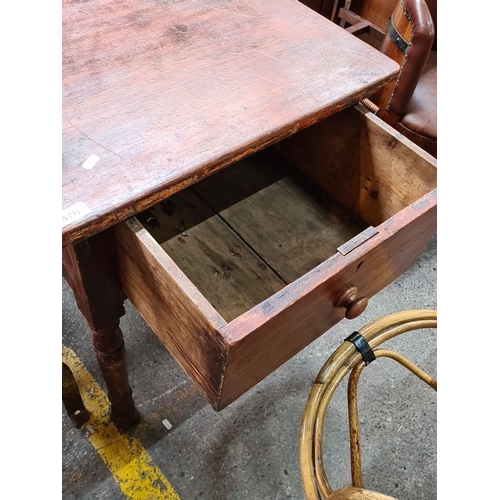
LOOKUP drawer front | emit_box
[114,105,437,411]
[217,191,436,409]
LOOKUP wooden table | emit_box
[62,0,399,431]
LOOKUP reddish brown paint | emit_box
[62,0,399,247]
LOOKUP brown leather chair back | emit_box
[375,0,435,124]
[426,0,437,50]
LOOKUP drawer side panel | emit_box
[274,104,437,227]
[114,218,228,408]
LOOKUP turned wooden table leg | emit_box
[62,229,140,432]
[91,321,140,431]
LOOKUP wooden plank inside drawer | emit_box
[137,148,368,321]
[135,188,285,322]
[191,149,367,283]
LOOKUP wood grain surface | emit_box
[113,104,436,410]
[191,148,367,285]
[274,104,437,227]
[114,218,229,407]
[135,184,286,322]
[218,189,436,409]
[62,0,399,246]
[135,147,368,321]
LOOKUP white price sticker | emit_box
[82,154,100,170]
[62,202,91,228]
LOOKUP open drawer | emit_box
[114,104,437,411]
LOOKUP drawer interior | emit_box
[116,104,437,410]
[135,105,436,323]
[136,148,368,321]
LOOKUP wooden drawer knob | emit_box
[334,286,368,319]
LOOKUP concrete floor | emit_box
[62,233,437,500]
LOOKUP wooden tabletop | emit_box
[62,0,399,247]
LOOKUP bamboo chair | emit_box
[299,309,437,500]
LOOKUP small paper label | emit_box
[162,418,173,430]
[62,202,91,228]
[82,154,100,170]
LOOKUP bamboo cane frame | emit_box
[299,309,437,500]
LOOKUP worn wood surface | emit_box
[114,218,228,408]
[135,185,286,322]
[62,230,140,431]
[218,190,436,409]
[135,147,367,321]
[275,105,437,227]
[115,105,437,410]
[192,148,367,285]
[62,0,399,247]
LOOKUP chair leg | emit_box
[62,362,90,428]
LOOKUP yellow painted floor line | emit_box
[62,345,181,500]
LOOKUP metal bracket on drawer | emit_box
[337,226,378,256]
